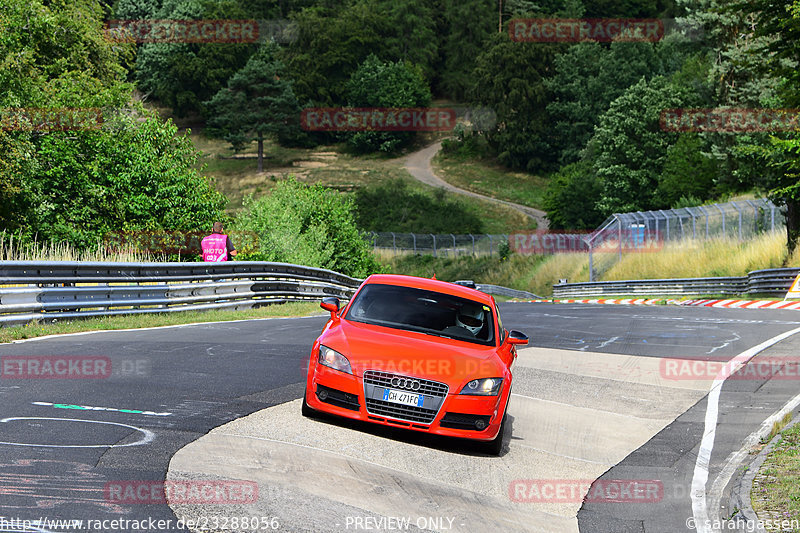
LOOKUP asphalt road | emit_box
[1,304,800,532]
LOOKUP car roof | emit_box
[360,274,495,306]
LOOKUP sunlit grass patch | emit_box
[751,418,800,531]
[603,232,787,281]
[0,232,157,262]
[432,151,548,210]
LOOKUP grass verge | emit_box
[432,150,548,210]
[751,417,800,530]
[191,131,533,233]
[1,231,156,262]
[379,253,551,296]
[379,231,800,297]
[0,301,321,344]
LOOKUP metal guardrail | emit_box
[552,268,800,298]
[476,284,543,300]
[0,261,363,327]
[0,261,534,327]
[745,268,800,295]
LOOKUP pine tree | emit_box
[205,43,302,172]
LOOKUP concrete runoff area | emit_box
[167,347,710,532]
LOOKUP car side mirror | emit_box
[507,330,528,345]
[320,297,340,318]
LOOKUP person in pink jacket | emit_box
[201,222,238,262]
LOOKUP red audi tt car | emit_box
[302,274,528,455]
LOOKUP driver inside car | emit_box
[442,303,485,338]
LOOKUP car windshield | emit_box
[345,283,496,346]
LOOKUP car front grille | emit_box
[363,370,448,425]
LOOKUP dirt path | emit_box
[403,140,550,229]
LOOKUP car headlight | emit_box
[318,345,352,375]
[459,377,503,396]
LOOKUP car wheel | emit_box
[301,387,316,418]
[484,412,507,456]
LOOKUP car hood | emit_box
[321,319,505,384]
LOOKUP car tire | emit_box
[484,412,507,456]
[301,387,317,418]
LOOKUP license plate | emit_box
[382,388,423,407]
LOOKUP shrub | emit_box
[234,178,380,278]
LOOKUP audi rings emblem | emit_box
[391,377,421,391]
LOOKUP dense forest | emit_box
[1,0,799,272]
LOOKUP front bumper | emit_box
[306,363,507,441]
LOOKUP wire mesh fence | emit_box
[367,199,785,269]
[586,198,783,280]
[593,199,780,245]
[368,232,509,257]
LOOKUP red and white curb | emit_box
[678,299,800,310]
[519,298,800,310]
[522,298,665,305]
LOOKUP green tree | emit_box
[205,43,304,171]
[0,0,226,246]
[113,0,161,20]
[282,3,391,105]
[542,160,605,230]
[730,0,800,251]
[582,0,662,17]
[344,55,431,153]
[590,76,693,214]
[439,0,495,101]
[547,37,693,165]
[656,133,717,207]
[762,135,800,253]
[234,179,380,277]
[26,115,226,246]
[0,0,132,108]
[134,0,256,116]
[354,179,485,233]
[471,33,560,171]
[283,0,439,106]
[675,0,785,198]
[0,0,133,233]
[374,0,440,83]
